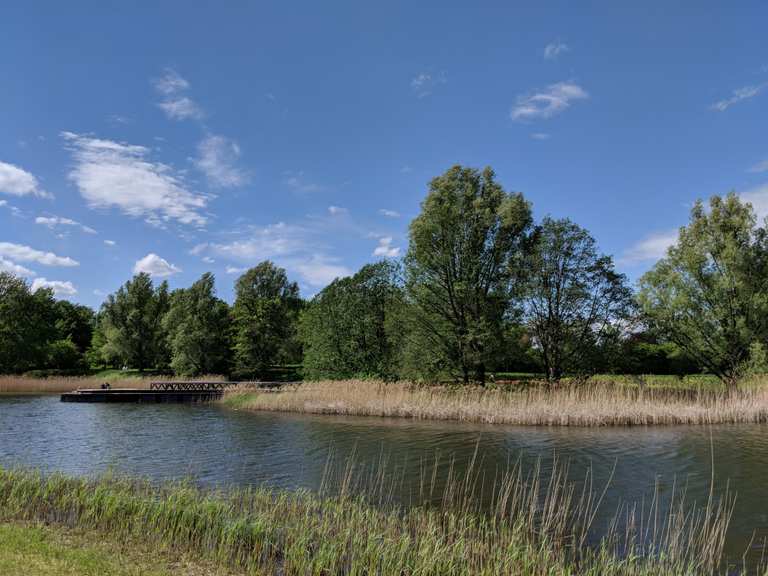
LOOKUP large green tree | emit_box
[163,273,231,376]
[300,261,403,379]
[524,218,634,382]
[0,273,58,373]
[231,262,302,377]
[99,273,170,372]
[405,165,534,384]
[638,193,768,390]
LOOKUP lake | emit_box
[1,394,767,570]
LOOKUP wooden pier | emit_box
[60,381,283,403]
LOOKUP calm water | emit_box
[2,395,768,569]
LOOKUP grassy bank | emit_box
[0,523,242,576]
[222,379,768,426]
[0,464,738,575]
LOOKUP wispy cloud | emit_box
[199,222,350,287]
[530,132,551,140]
[35,215,97,235]
[283,172,324,194]
[63,131,208,227]
[379,209,401,218]
[31,278,77,296]
[511,82,589,121]
[104,239,116,246]
[153,68,203,121]
[544,41,569,60]
[0,242,79,267]
[0,258,34,277]
[328,205,348,216]
[372,236,401,258]
[194,134,247,188]
[711,83,765,111]
[748,159,768,173]
[619,230,678,265]
[0,161,52,198]
[133,253,181,277]
[411,72,446,98]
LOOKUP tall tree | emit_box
[163,273,231,376]
[638,193,768,390]
[300,261,403,379]
[99,273,170,372]
[53,300,95,354]
[405,165,534,384]
[232,262,301,377]
[524,218,633,382]
[0,273,58,373]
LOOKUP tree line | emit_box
[2,165,766,389]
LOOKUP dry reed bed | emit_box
[223,380,768,426]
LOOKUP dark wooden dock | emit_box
[60,381,283,403]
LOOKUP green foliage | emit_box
[98,273,171,372]
[524,218,634,381]
[638,193,768,388]
[405,165,534,384]
[231,261,302,378]
[300,261,404,380]
[162,273,231,376]
[52,300,94,354]
[0,273,60,373]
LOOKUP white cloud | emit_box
[328,205,347,216]
[63,132,208,227]
[711,83,765,111]
[293,255,351,286]
[31,278,77,296]
[201,222,351,287]
[511,82,589,121]
[159,97,204,121]
[411,72,446,98]
[748,159,768,173]
[0,258,34,276]
[194,135,247,188]
[104,239,116,246]
[379,209,401,218]
[741,183,768,222]
[544,41,569,59]
[373,236,401,258]
[201,256,214,264]
[0,161,52,198]
[153,68,190,95]
[0,242,78,267]
[620,230,678,265]
[133,253,181,277]
[153,69,203,121]
[530,132,551,140]
[35,216,97,235]
[0,200,6,207]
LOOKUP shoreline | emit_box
[221,379,768,427]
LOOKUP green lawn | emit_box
[0,523,241,576]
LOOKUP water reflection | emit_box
[1,395,767,569]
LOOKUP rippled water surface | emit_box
[2,395,768,568]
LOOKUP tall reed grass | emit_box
[0,455,738,575]
[223,379,768,426]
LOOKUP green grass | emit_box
[0,465,739,575]
[0,523,239,576]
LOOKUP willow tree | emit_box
[405,165,533,384]
[524,218,633,382]
[638,193,768,390]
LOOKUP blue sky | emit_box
[1,1,767,307]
